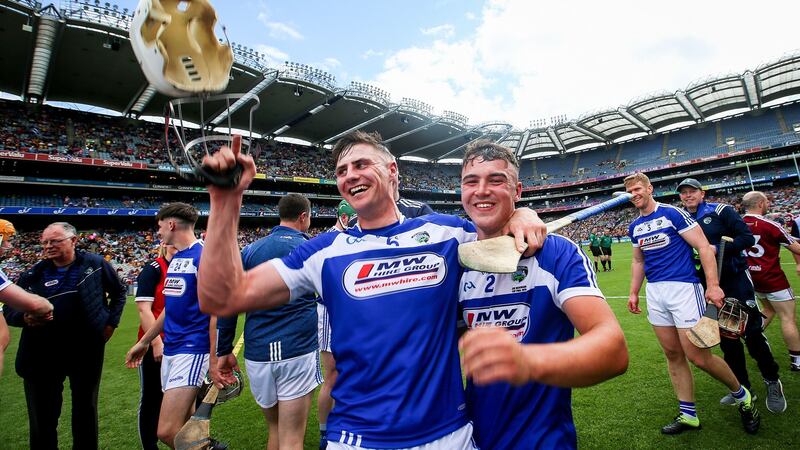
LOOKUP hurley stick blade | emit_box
[458,235,525,273]
[687,304,721,348]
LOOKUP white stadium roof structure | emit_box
[2,0,800,163]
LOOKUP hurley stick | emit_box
[687,236,733,348]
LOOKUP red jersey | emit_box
[135,257,169,340]
[743,214,794,292]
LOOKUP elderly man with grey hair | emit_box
[3,222,126,450]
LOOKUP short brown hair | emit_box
[331,130,394,164]
[278,193,311,221]
[623,172,650,188]
[156,202,199,226]
[462,140,519,172]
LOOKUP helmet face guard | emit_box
[164,93,260,187]
[130,0,233,97]
[718,298,748,339]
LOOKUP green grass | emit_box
[1,242,799,449]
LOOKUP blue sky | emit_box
[83,1,800,127]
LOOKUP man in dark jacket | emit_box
[677,179,784,414]
[3,221,126,450]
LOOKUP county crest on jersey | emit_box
[272,214,475,448]
[629,203,699,283]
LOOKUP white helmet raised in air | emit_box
[130,0,233,97]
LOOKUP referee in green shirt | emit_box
[599,232,613,271]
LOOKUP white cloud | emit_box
[420,24,455,38]
[370,0,800,128]
[362,49,385,59]
[254,44,288,64]
[257,12,303,40]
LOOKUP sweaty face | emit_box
[461,157,521,239]
[625,182,652,210]
[678,187,704,211]
[335,144,397,215]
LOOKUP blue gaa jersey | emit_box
[629,203,699,283]
[459,234,603,450]
[163,240,210,356]
[273,214,475,448]
[217,226,318,361]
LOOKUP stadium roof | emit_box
[2,0,800,162]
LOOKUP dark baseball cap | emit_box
[676,178,703,191]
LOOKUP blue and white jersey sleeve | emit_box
[0,268,11,292]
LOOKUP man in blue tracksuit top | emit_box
[676,178,784,413]
[215,193,320,449]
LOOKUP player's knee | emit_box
[157,423,177,445]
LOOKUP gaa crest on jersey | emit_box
[638,233,670,251]
[163,277,186,296]
[412,231,430,244]
[703,217,712,224]
[463,303,530,340]
[343,252,447,298]
[512,266,528,283]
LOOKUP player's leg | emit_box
[69,341,104,450]
[757,294,776,329]
[607,247,612,270]
[274,351,320,449]
[158,353,209,448]
[276,392,313,450]
[764,291,800,369]
[139,347,163,450]
[653,326,695,401]
[262,405,280,450]
[158,387,199,448]
[23,375,65,449]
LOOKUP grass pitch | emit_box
[1,243,799,449]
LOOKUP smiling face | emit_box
[678,186,705,212]
[625,180,654,212]
[40,224,77,266]
[334,143,399,227]
[461,156,522,239]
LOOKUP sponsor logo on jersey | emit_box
[412,231,430,244]
[703,217,712,224]
[44,279,58,287]
[169,258,197,274]
[749,264,762,272]
[163,277,187,296]
[463,303,530,340]
[512,266,528,282]
[638,233,670,251]
[343,252,447,298]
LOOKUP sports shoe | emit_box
[661,415,701,435]
[209,439,229,450]
[765,380,787,413]
[738,389,761,434]
[720,392,757,406]
[790,362,800,372]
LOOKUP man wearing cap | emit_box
[677,178,785,414]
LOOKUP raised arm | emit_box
[199,139,291,316]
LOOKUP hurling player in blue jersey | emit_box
[625,172,760,435]
[457,141,628,450]
[215,193,321,450]
[126,203,220,449]
[199,131,545,449]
